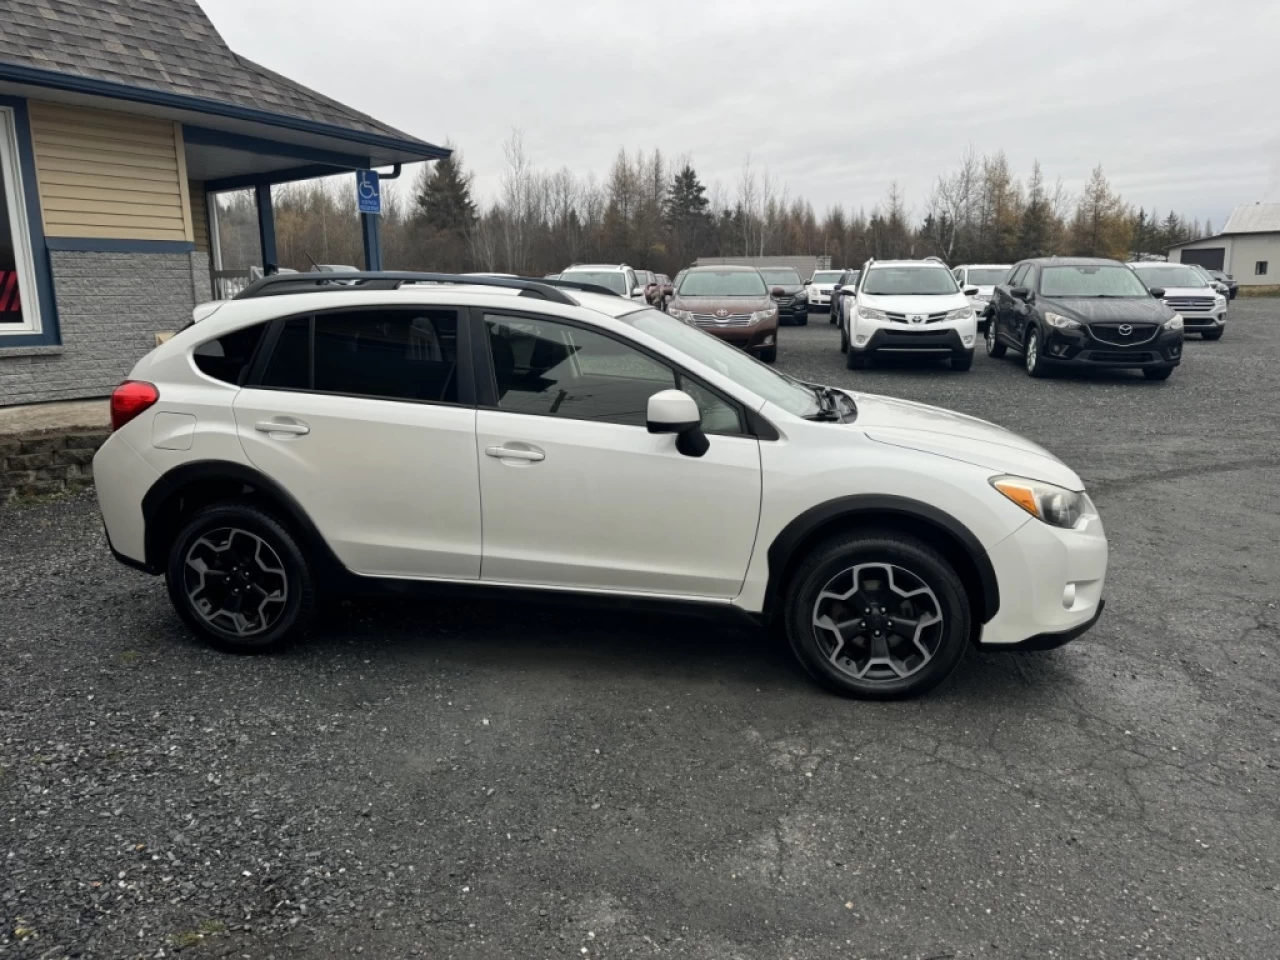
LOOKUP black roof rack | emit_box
[232,271,598,306]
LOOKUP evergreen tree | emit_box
[1019,161,1053,258]
[415,152,477,236]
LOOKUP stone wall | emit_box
[0,250,208,407]
[0,426,110,502]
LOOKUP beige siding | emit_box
[28,101,193,242]
[189,181,209,253]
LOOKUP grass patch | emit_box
[118,650,141,664]
[172,919,226,949]
[1238,285,1280,298]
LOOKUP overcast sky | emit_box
[205,0,1280,229]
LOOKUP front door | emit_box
[474,311,762,599]
[234,306,482,579]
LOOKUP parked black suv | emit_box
[987,258,1184,380]
[758,268,809,326]
[1207,269,1239,300]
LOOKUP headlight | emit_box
[857,306,887,321]
[1214,296,1226,308]
[1163,313,1184,331]
[991,476,1093,529]
[1045,312,1082,330]
[945,307,974,322]
[750,309,776,322]
[669,309,693,322]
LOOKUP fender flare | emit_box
[763,494,1000,622]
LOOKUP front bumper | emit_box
[979,511,1108,648]
[809,290,832,307]
[1179,310,1227,331]
[851,326,974,357]
[700,323,778,353]
[774,299,809,321]
[1041,326,1183,368]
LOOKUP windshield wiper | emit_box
[800,383,857,423]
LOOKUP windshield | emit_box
[677,270,767,297]
[1208,269,1228,281]
[1132,265,1209,289]
[811,271,843,283]
[626,309,818,417]
[1041,265,1151,298]
[862,266,957,296]
[758,268,802,285]
[965,268,1009,286]
[561,271,627,295]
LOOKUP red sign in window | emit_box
[0,270,22,314]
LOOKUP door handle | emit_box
[485,444,545,462]
[255,419,310,436]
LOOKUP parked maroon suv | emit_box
[666,266,781,363]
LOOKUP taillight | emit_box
[110,381,159,431]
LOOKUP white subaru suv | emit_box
[94,272,1107,700]
[1128,261,1227,340]
[840,260,979,371]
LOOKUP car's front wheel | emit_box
[783,531,971,699]
[1203,327,1224,341]
[846,348,867,369]
[1143,366,1174,381]
[758,345,778,364]
[839,320,849,353]
[166,503,316,653]
[952,351,974,371]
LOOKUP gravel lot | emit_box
[2,300,1278,959]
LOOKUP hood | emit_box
[848,391,1083,489]
[1154,286,1218,298]
[769,283,805,295]
[812,282,838,291]
[1041,296,1174,323]
[669,294,774,313]
[860,292,968,314]
[969,285,996,297]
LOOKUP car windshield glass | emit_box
[811,271,843,283]
[625,309,818,417]
[965,268,1009,285]
[758,269,802,285]
[561,271,627,295]
[677,270,767,297]
[1040,265,1150,298]
[1209,270,1228,280]
[862,266,957,295]
[1133,265,1209,289]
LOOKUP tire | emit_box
[951,351,974,371]
[783,531,971,700]
[829,309,838,326]
[1203,328,1224,341]
[985,321,1007,358]
[1024,327,1047,378]
[839,321,849,353]
[166,502,316,654]
[796,314,808,327]
[846,348,868,370]
[1143,366,1174,381]
[759,345,778,364]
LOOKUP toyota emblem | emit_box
[910,315,925,325]
[715,309,729,318]
[1118,323,1133,336]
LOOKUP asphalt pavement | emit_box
[2,300,1278,959]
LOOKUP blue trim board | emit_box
[361,211,383,271]
[45,238,195,253]
[183,125,369,169]
[0,94,59,348]
[255,183,277,268]
[205,162,369,193]
[0,63,450,161]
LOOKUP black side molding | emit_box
[763,494,1001,623]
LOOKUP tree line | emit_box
[214,136,1210,277]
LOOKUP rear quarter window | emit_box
[192,323,268,385]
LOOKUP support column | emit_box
[361,211,383,271]
[255,183,277,271]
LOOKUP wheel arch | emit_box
[140,461,347,585]
[763,495,1000,630]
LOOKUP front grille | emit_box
[1089,351,1155,363]
[774,295,795,307]
[1088,322,1159,346]
[885,311,948,324]
[1163,297,1215,312]
[693,314,752,327]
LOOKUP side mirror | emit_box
[631,286,643,298]
[839,287,856,296]
[803,279,812,286]
[963,286,979,297]
[647,389,708,458]
[770,286,785,297]
[1149,286,1166,299]
[1011,286,1031,302]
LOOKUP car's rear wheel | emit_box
[1143,366,1174,381]
[1203,328,1224,341]
[1024,327,1047,377]
[166,503,315,653]
[783,532,970,699]
[985,322,1007,358]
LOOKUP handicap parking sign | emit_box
[356,169,381,215]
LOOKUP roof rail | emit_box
[233,271,581,306]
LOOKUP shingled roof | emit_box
[0,0,444,154]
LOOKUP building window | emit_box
[1257,261,1269,277]
[0,106,41,337]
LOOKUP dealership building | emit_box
[0,0,447,408]
[1166,203,1280,286]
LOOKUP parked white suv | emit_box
[840,260,979,370]
[1128,261,1227,340]
[94,272,1107,699]
[806,269,845,312]
[559,264,648,303]
[951,264,1012,331]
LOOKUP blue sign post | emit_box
[356,169,381,215]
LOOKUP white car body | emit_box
[806,271,845,308]
[952,264,1011,327]
[93,276,1107,695]
[560,264,646,302]
[1128,263,1227,335]
[846,261,978,364]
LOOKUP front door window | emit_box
[0,108,40,336]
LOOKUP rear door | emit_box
[472,309,762,599]
[233,306,482,579]
[994,264,1026,342]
